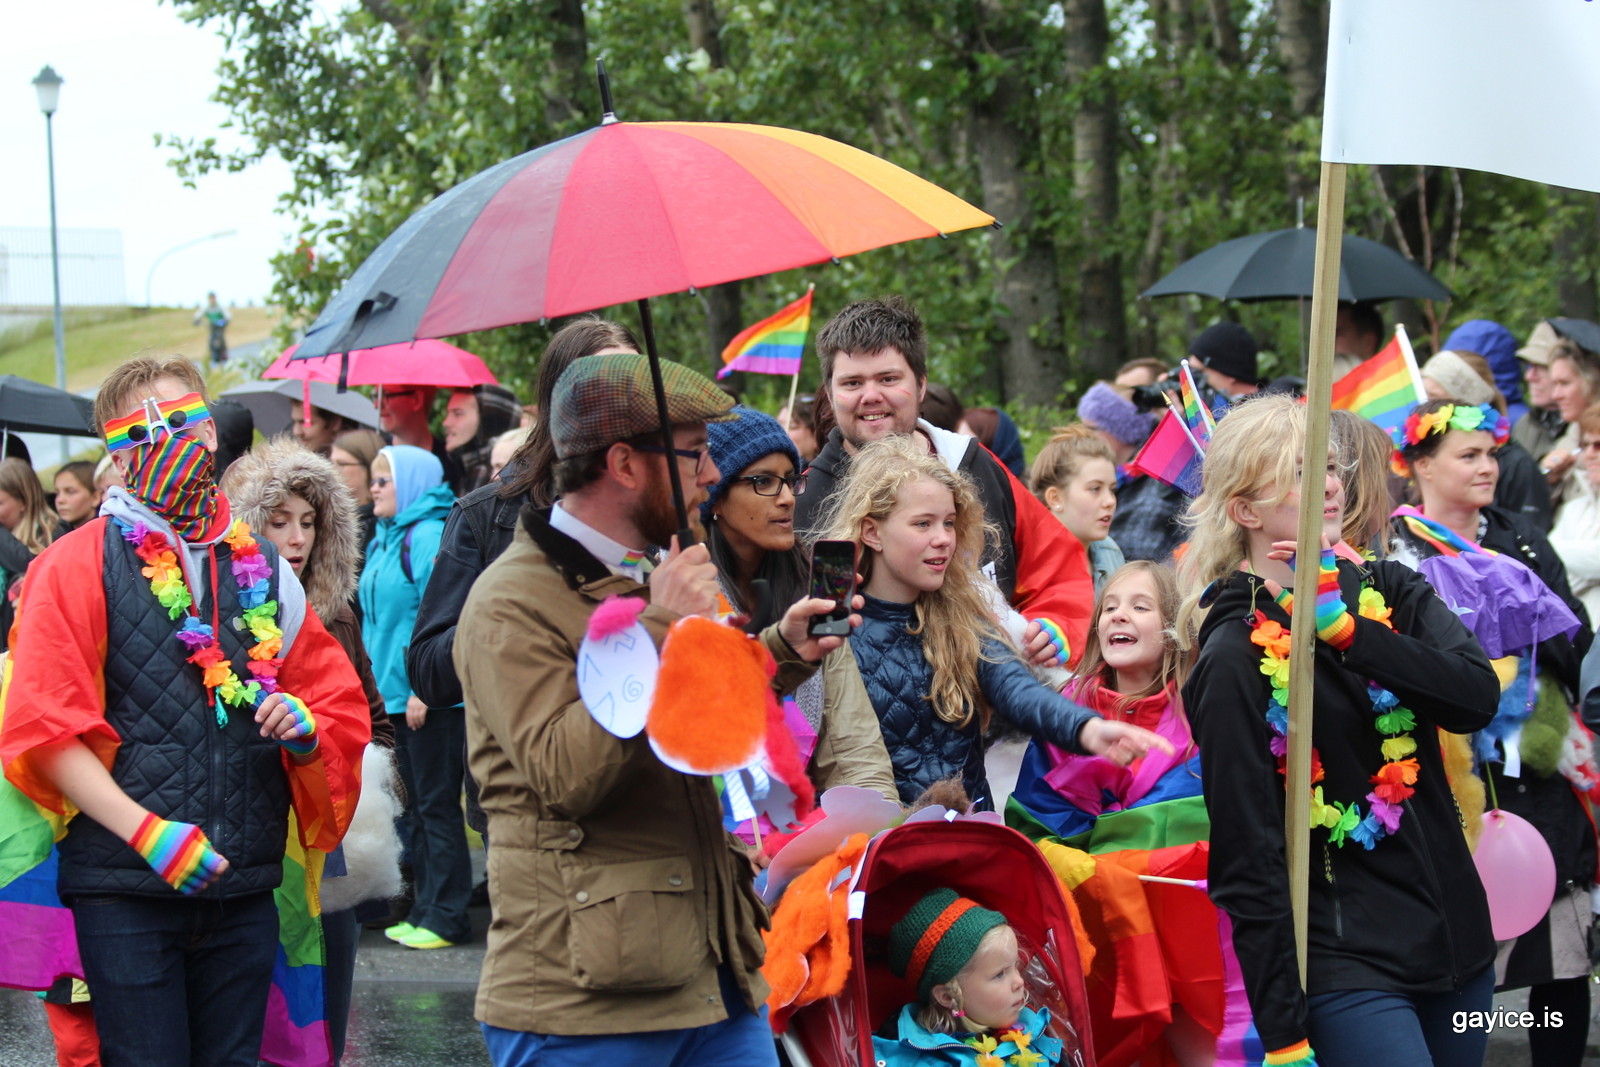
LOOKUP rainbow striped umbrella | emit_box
[293,120,994,361]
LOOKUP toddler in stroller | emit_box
[771,818,1093,1067]
[874,887,1062,1065]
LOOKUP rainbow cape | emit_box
[1331,326,1424,435]
[717,287,813,379]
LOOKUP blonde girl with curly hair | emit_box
[1178,393,1499,1067]
[815,435,1168,807]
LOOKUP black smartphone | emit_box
[807,540,858,637]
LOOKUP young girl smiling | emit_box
[1029,425,1125,595]
[817,435,1167,807]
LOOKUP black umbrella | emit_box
[1549,317,1600,356]
[0,376,97,436]
[1141,227,1452,303]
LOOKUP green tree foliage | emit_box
[165,0,1598,411]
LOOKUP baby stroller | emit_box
[778,818,1096,1067]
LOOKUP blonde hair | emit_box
[913,923,1017,1035]
[1073,561,1191,709]
[1028,424,1116,502]
[1177,394,1308,642]
[814,435,1000,730]
[1329,409,1394,555]
[93,356,209,446]
[0,459,56,554]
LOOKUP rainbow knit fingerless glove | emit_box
[1313,548,1355,650]
[1263,1039,1317,1066]
[274,694,319,757]
[129,813,226,895]
[1033,618,1071,666]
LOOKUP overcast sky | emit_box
[4,2,293,309]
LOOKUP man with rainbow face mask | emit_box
[0,356,371,1066]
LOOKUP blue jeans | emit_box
[1305,965,1494,1067]
[480,966,777,1067]
[68,890,279,1067]
[393,706,473,942]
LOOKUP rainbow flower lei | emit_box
[117,518,283,727]
[964,1027,1047,1067]
[1250,582,1419,850]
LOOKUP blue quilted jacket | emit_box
[849,595,1097,807]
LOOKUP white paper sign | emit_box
[577,621,658,738]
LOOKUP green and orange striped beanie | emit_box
[887,888,1008,1001]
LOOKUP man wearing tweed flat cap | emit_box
[455,353,861,1066]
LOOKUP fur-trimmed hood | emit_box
[223,436,361,622]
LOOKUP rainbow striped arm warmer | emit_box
[1263,1040,1317,1066]
[1032,618,1071,666]
[1314,548,1355,649]
[129,812,226,895]
[274,693,319,757]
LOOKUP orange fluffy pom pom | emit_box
[647,616,770,775]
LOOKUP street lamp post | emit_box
[33,65,66,464]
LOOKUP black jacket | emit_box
[1493,439,1555,534]
[1184,561,1497,1050]
[407,481,524,710]
[60,524,290,898]
[849,595,1094,807]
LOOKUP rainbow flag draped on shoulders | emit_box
[717,287,814,379]
[1331,324,1425,435]
[1007,684,1263,1067]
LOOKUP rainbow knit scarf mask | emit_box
[126,430,218,542]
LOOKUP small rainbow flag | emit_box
[1331,325,1424,436]
[1178,361,1216,442]
[718,287,814,379]
[1128,409,1204,496]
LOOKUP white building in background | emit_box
[0,227,126,308]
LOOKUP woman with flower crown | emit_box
[1177,394,1498,1067]
[1389,397,1596,1067]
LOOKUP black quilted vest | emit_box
[57,522,290,898]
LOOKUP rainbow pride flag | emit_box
[718,287,814,379]
[261,813,332,1067]
[1128,409,1204,496]
[1178,360,1217,441]
[1331,325,1424,435]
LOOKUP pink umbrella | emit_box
[264,339,498,388]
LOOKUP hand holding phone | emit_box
[807,540,858,637]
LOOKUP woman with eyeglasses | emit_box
[358,445,473,951]
[703,408,896,818]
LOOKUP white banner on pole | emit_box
[1322,0,1600,194]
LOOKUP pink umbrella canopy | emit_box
[264,339,498,388]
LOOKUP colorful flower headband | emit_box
[105,393,211,452]
[1390,402,1509,476]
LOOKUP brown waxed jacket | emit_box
[455,506,817,1035]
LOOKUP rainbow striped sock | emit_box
[1314,548,1355,650]
[1263,1039,1316,1066]
[129,813,226,895]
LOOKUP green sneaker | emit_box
[398,925,458,950]
[382,922,416,943]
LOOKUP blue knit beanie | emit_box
[702,406,802,519]
[1077,383,1156,448]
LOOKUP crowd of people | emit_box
[0,297,1598,1067]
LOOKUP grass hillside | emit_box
[0,307,279,392]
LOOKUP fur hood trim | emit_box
[223,436,361,621]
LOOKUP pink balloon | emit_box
[1474,808,1556,940]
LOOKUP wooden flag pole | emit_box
[782,364,803,429]
[1287,160,1348,986]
